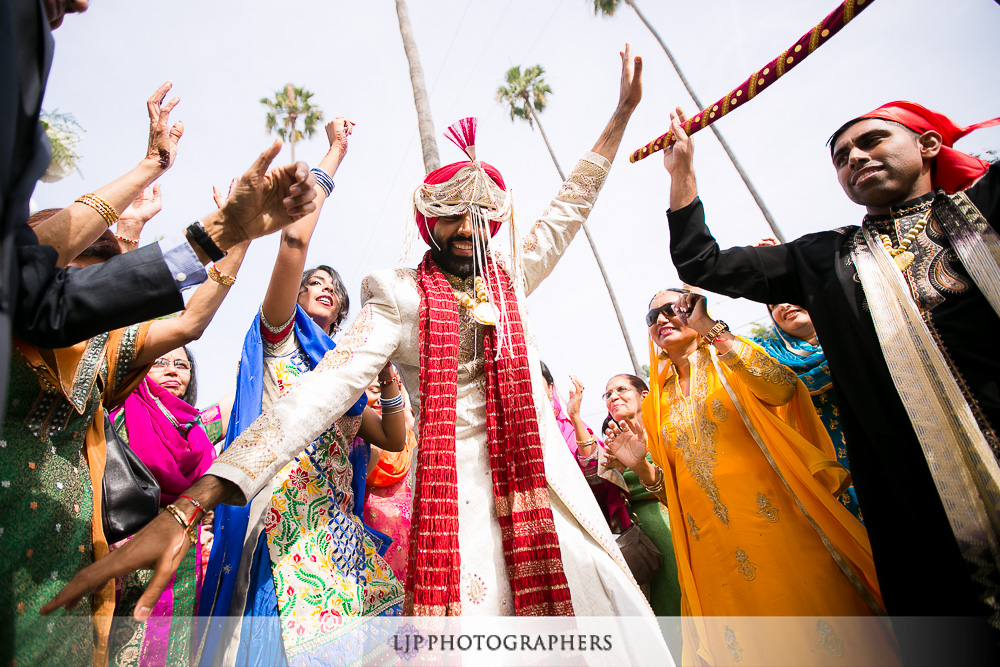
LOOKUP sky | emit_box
[35,0,1000,425]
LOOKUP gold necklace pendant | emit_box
[894,250,915,272]
[472,301,498,326]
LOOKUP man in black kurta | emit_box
[662,102,1000,662]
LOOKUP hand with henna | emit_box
[115,184,162,251]
[144,81,184,173]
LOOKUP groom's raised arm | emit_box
[521,43,642,296]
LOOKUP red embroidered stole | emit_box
[407,253,573,616]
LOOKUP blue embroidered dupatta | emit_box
[198,306,367,666]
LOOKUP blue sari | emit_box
[753,325,864,524]
[198,307,369,666]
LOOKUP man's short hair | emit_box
[827,117,917,156]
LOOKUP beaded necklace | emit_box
[874,206,933,272]
[454,275,497,326]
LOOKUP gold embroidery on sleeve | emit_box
[220,412,283,479]
[316,305,374,372]
[557,158,608,201]
[722,343,798,387]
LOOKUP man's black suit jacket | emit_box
[0,0,184,421]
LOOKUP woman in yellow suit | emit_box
[605,287,899,666]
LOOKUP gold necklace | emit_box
[455,276,497,326]
[879,207,932,272]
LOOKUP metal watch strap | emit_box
[703,319,729,344]
[185,221,226,262]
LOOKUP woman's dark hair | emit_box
[29,208,120,262]
[300,265,350,334]
[601,373,649,437]
[611,373,648,395]
[539,360,554,388]
[180,346,197,406]
[648,286,691,308]
[77,229,121,262]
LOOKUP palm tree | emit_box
[592,0,785,241]
[497,65,642,376]
[395,0,441,174]
[261,84,323,164]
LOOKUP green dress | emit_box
[1,326,145,666]
[622,453,682,616]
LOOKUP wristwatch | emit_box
[703,319,730,344]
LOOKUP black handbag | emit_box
[615,502,663,586]
[101,411,161,543]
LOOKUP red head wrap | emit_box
[414,160,507,246]
[853,101,1000,193]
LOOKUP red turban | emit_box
[414,160,507,246]
[858,101,1000,193]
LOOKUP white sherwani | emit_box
[210,152,658,621]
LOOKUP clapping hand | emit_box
[145,81,183,172]
[212,178,240,209]
[604,417,648,470]
[204,140,318,251]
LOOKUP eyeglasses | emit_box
[602,386,634,401]
[152,358,191,371]
[645,302,677,327]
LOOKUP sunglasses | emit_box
[645,302,678,327]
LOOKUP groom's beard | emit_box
[430,236,475,277]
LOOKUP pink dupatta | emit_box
[112,377,216,505]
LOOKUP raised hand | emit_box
[116,184,162,245]
[212,178,240,209]
[604,418,649,470]
[566,374,585,420]
[663,107,693,176]
[145,81,184,171]
[755,237,781,247]
[618,43,643,112]
[325,117,355,160]
[204,140,318,251]
[671,291,714,334]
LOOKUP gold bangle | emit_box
[208,264,236,286]
[164,504,191,531]
[115,233,139,245]
[165,504,198,544]
[75,193,119,227]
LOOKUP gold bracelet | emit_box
[75,193,119,227]
[164,504,198,544]
[115,233,139,245]
[165,504,190,531]
[642,465,665,494]
[208,264,236,286]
